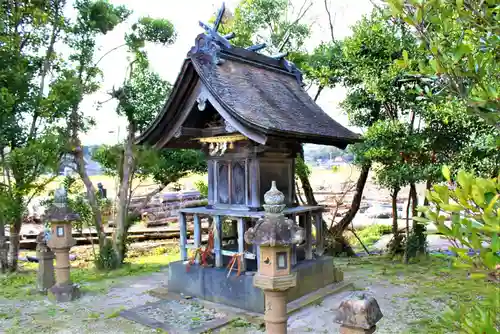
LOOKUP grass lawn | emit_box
[337,255,499,333]
[0,246,180,300]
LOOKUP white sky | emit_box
[80,0,374,145]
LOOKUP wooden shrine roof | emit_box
[137,8,361,149]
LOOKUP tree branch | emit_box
[93,44,127,69]
[28,0,62,141]
[323,0,335,42]
[277,0,313,52]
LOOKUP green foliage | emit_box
[347,224,392,249]
[94,238,120,270]
[340,256,498,333]
[417,167,500,275]
[294,41,346,89]
[113,67,172,131]
[295,156,311,179]
[405,222,427,259]
[194,180,209,199]
[77,0,131,35]
[436,293,500,334]
[387,0,500,127]
[93,147,206,188]
[212,0,311,53]
[126,17,176,50]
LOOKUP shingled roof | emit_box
[137,6,361,149]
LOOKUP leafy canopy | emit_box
[386,0,500,128]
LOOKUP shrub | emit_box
[94,239,120,270]
[416,167,499,275]
[194,180,208,199]
[416,167,499,332]
[347,224,391,248]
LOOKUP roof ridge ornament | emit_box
[188,2,304,85]
[188,2,232,65]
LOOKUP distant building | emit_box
[58,148,102,176]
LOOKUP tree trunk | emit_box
[409,183,418,217]
[0,218,8,273]
[74,145,105,248]
[409,182,426,256]
[296,147,318,206]
[391,188,400,236]
[114,124,135,264]
[330,164,370,234]
[404,188,412,264]
[7,215,22,272]
[423,179,432,207]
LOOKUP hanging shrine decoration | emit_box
[197,134,247,156]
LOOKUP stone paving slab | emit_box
[120,299,235,334]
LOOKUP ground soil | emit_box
[0,258,445,334]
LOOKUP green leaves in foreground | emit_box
[437,293,500,334]
[416,166,499,275]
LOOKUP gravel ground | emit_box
[0,261,445,334]
[218,266,444,334]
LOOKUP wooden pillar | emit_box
[237,218,247,272]
[305,212,313,260]
[291,214,297,266]
[193,214,201,264]
[214,215,223,267]
[314,211,324,256]
[207,160,214,208]
[179,212,187,261]
[249,159,261,210]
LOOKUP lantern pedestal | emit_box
[48,281,81,302]
[47,246,80,302]
[254,274,297,334]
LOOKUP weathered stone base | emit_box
[48,283,81,302]
[168,256,342,313]
[340,325,376,334]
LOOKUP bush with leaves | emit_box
[194,180,209,199]
[435,293,499,334]
[416,167,499,276]
[416,166,499,331]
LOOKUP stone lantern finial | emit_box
[54,187,68,208]
[244,181,304,247]
[263,181,286,214]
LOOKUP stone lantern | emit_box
[244,181,304,334]
[45,187,80,302]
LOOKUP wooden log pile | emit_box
[108,190,207,228]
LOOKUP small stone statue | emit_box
[97,182,107,199]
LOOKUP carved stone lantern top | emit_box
[244,181,304,247]
[333,292,383,330]
[45,187,80,222]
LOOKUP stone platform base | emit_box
[48,283,80,302]
[168,256,343,313]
